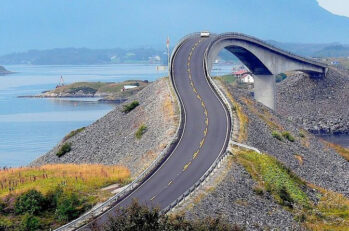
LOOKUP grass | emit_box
[235,150,349,230]
[135,124,147,139]
[235,150,309,207]
[56,143,72,157]
[0,164,130,198]
[62,127,85,142]
[272,131,283,141]
[282,131,295,142]
[122,100,139,113]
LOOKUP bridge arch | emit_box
[204,33,328,109]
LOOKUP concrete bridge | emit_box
[205,33,328,109]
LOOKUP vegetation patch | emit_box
[135,124,147,139]
[235,150,309,207]
[56,142,72,157]
[282,131,295,142]
[62,127,85,142]
[235,150,349,230]
[0,164,130,230]
[104,201,241,231]
[122,100,140,113]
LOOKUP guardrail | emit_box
[54,34,199,231]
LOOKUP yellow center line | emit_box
[183,161,191,171]
[204,127,208,136]
[205,118,209,126]
[193,150,199,159]
[168,180,173,186]
[200,138,205,148]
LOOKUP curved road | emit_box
[78,35,231,230]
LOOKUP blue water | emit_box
[0,64,167,167]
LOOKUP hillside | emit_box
[31,78,179,177]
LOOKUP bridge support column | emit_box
[254,75,275,110]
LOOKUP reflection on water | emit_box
[0,64,167,167]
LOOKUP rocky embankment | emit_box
[184,78,349,230]
[0,65,11,75]
[277,68,349,134]
[31,78,179,177]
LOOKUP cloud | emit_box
[317,0,349,17]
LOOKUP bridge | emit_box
[206,33,328,109]
[56,33,327,230]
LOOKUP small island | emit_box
[0,65,12,75]
[20,80,150,103]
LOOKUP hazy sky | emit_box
[318,0,349,17]
[1,0,349,55]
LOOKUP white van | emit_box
[200,31,210,37]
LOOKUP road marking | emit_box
[200,138,205,148]
[204,127,207,136]
[197,94,201,100]
[183,161,191,171]
[201,101,205,108]
[205,118,209,126]
[150,195,156,201]
[204,108,208,116]
[193,150,199,159]
[168,180,173,186]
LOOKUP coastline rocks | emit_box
[0,65,12,75]
[31,78,179,177]
[277,68,349,134]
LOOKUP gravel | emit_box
[31,78,179,177]
[277,68,349,134]
[186,160,303,231]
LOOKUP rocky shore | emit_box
[277,68,349,134]
[31,78,179,177]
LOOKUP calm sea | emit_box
[0,64,167,167]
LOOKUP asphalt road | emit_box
[79,35,231,230]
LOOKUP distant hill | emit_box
[0,48,168,65]
[1,42,349,65]
[0,65,11,75]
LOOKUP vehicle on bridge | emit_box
[200,31,210,37]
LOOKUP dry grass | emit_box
[216,79,248,142]
[0,164,130,198]
[305,184,349,231]
[322,140,349,161]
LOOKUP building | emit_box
[121,85,138,92]
[240,73,254,83]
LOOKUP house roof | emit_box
[233,70,249,75]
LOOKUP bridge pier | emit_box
[254,75,275,110]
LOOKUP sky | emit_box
[317,0,349,17]
[1,0,349,55]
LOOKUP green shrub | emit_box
[45,186,64,210]
[282,131,295,142]
[55,192,83,222]
[272,131,283,141]
[0,200,5,214]
[56,142,72,157]
[20,213,40,231]
[135,124,147,139]
[253,186,265,196]
[15,189,45,215]
[0,216,13,230]
[122,101,139,113]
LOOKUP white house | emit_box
[240,73,254,83]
